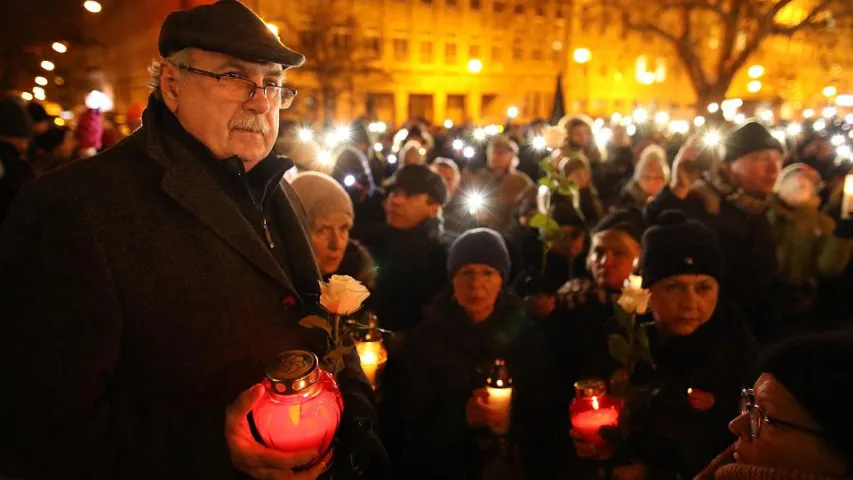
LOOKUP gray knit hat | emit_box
[291,172,354,225]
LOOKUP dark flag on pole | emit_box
[549,74,566,125]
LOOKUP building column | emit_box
[433,90,447,125]
[466,87,481,124]
[394,88,408,128]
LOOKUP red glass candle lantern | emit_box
[570,379,621,451]
[485,358,513,435]
[252,350,343,469]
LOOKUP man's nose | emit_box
[244,86,272,114]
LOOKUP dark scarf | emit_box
[696,446,852,480]
[699,169,770,216]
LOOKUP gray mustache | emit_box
[229,116,269,135]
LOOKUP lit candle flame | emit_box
[591,396,600,410]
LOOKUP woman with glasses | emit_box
[697,333,853,479]
[568,211,757,479]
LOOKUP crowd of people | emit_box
[2,1,853,480]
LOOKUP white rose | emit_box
[319,275,371,315]
[618,284,652,315]
[542,125,567,150]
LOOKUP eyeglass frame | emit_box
[740,388,824,439]
[174,64,297,109]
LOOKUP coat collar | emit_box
[139,95,317,299]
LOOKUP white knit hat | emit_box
[290,172,354,226]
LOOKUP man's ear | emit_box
[160,63,181,113]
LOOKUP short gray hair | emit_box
[147,49,191,98]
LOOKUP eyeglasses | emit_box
[740,388,823,439]
[175,64,297,109]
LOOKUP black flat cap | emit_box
[384,165,449,207]
[158,0,305,67]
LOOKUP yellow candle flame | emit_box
[591,396,600,410]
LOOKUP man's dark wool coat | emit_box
[0,97,383,479]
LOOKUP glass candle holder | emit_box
[252,350,343,470]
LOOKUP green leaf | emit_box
[637,326,655,367]
[299,315,332,337]
[528,213,550,228]
[608,334,632,367]
[613,305,635,343]
[538,177,553,188]
[557,186,574,196]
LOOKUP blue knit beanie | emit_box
[447,228,511,279]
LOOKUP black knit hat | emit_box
[159,0,305,67]
[447,228,511,279]
[591,207,646,245]
[26,101,49,123]
[723,121,784,163]
[384,164,448,206]
[551,196,585,229]
[641,210,722,288]
[0,96,34,139]
[760,333,853,462]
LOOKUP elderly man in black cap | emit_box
[646,121,784,341]
[0,2,386,479]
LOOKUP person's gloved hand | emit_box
[326,418,389,479]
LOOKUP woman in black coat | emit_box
[570,211,757,479]
[399,228,563,479]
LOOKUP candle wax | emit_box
[485,386,512,435]
[360,350,379,387]
[843,175,853,219]
[571,406,619,446]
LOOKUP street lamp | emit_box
[83,1,102,13]
[52,42,68,53]
[747,80,762,93]
[40,60,55,71]
[467,59,483,74]
[572,48,591,64]
[748,65,764,79]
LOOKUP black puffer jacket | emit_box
[398,291,564,480]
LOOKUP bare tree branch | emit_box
[771,0,833,35]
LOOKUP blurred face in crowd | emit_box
[730,373,845,475]
[310,213,352,275]
[569,123,591,148]
[384,188,439,230]
[489,144,516,173]
[649,274,718,336]
[453,264,503,323]
[723,149,783,197]
[802,137,834,161]
[587,230,641,291]
[433,163,460,196]
[777,172,818,208]
[550,226,586,259]
[637,160,667,197]
[160,49,283,170]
